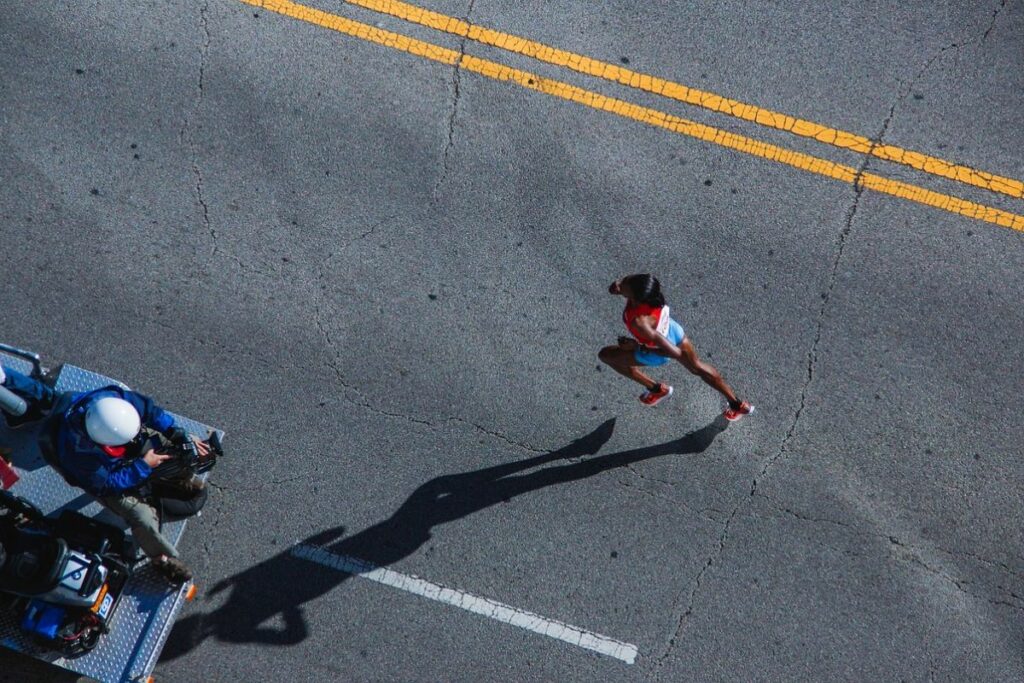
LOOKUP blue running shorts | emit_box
[633,320,685,367]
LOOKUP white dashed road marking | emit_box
[292,543,639,664]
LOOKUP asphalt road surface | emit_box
[2,1,1023,680]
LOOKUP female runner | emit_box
[598,274,754,420]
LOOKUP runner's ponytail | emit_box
[627,274,666,307]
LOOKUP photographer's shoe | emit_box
[153,556,193,584]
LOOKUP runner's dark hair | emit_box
[626,274,666,307]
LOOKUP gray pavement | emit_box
[1,0,1022,680]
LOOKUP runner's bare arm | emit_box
[634,317,682,359]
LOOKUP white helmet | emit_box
[85,397,141,446]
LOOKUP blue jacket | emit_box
[56,386,177,497]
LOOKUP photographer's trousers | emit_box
[100,492,179,558]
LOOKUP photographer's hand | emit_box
[192,436,210,456]
[143,449,172,468]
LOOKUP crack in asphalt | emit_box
[758,492,1024,579]
[676,10,1024,633]
[900,0,1008,105]
[145,314,298,378]
[941,546,1024,582]
[194,474,227,568]
[191,482,227,650]
[656,83,910,666]
[207,475,307,493]
[754,495,1024,611]
[982,0,1008,42]
[309,210,554,455]
[655,511,736,665]
[896,547,1024,613]
[314,256,337,351]
[312,315,547,456]
[326,365,548,454]
[313,214,396,350]
[616,467,728,525]
[347,214,393,248]
[180,3,271,276]
[760,103,892,483]
[195,1,1016,667]
[659,45,1024,638]
[433,0,475,197]
[186,1,214,252]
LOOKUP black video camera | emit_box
[151,431,224,481]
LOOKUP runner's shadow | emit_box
[163,415,727,658]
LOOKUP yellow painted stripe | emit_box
[342,0,1024,201]
[240,0,1024,233]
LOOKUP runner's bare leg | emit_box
[676,337,739,404]
[598,346,659,391]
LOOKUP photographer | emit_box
[1,365,206,584]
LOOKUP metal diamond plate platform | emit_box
[0,350,222,683]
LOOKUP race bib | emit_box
[656,306,671,336]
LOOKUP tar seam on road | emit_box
[292,544,640,664]
[238,0,1024,233]
[343,0,1024,201]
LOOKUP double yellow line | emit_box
[240,0,1024,232]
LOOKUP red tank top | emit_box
[623,302,671,348]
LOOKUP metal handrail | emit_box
[0,342,44,378]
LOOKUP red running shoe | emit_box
[639,383,673,407]
[724,400,755,421]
